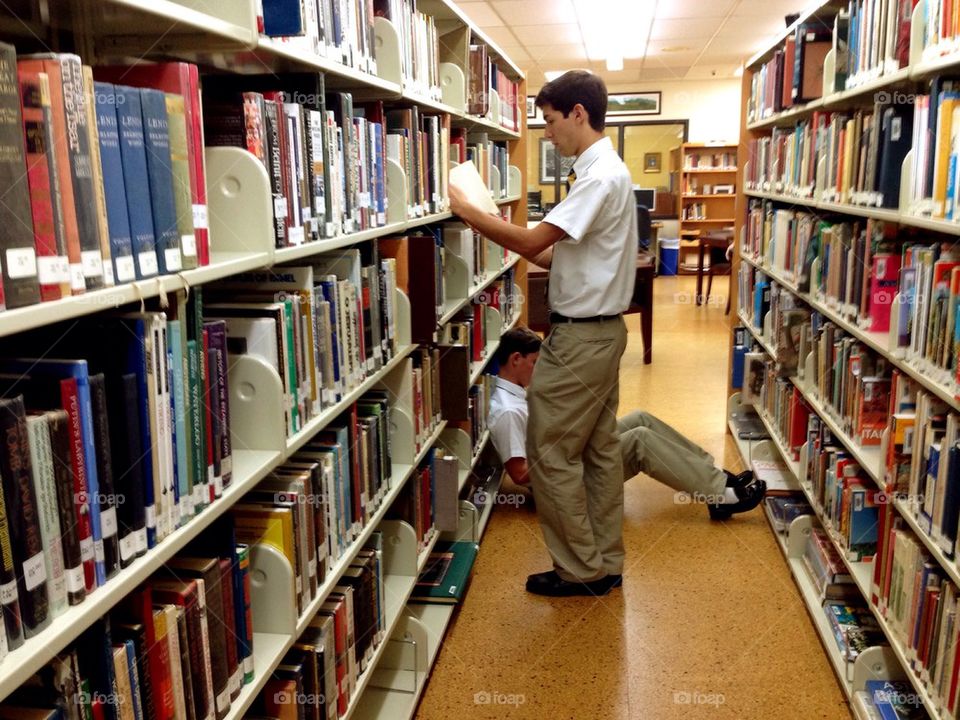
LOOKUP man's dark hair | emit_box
[495,327,542,366]
[535,70,607,132]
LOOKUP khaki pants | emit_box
[527,318,628,582]
[617,411,726,497]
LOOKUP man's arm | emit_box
[449,185,566,262]
[504,457,530,486]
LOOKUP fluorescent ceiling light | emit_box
[606,55,624,71]
[544,71,566,81]
[573,0,654,62]
[734,65,744,77]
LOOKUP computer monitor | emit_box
[634,187,656,210]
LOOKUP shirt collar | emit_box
[573,136,612,178]
[495,376,526,399]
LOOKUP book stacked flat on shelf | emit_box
[764,493,813,532]
[410,540,479,605]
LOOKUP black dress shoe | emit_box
[725,469,755,496]
[525,570,623,597]
[708,478,767,520]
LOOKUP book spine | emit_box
[89,374,120,579]
[204,322,232,489]
[44,409,85,606]
[60,55,105,290]
[164,605,188,720]
[140,88,182,274]
[168,322,193,523]
[114,86,158,280]
[82,66,114,287]
[0,45,41,309]
[24,415,67,618]
[93,82,136,285]
[186,65,208,266]
[18,57,84,293]
[217,557,241,699]
[0,397,49,637]
[236,544,254,683]
[187,340,207,514]
[72,373,106,587]
[194,580,218,720]
[109,373,146,565]
[262,100,287,248]
[18,70,63,302]
[165,93,198,270]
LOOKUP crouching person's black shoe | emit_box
[708,478,767,520]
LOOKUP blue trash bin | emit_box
[659,238,680,276]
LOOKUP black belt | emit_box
[549,312,622,324]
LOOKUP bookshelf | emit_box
[0,0,527,718]
[731,3,960,716]
[676,142,737,273]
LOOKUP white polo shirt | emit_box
[543,136,638,316]
[488,377,528,462]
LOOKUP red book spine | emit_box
[60,378,95,591]
[18,70,62,302]
[189,65,209,265]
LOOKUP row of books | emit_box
[684,151,736,170]
[205,82,394,244]
[388,448,457,550]
[744,205,960,386]
[0,289,239,654]
[252,532,385,720]
[245,390,394,617]
[375,0,442,102]
[259,0,379,78]
[747,3,917,123]
[0,515,254,720]
[207,250,399,436]
[456,132,510,200]
[0,49,210,310]
[681,203,712,220]
[441,222,511,288]
[872,507,960,716]
[744,98,913,209]
[467,44,522,133]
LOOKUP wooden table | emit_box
[696,230,733,306]
[527,253,654,364]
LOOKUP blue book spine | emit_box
[93,82,137,285]
[139,88,182,275]
[114,86,158,280]
[374,122,385,221]
[262,0,304,36]
[122,318,157,548]
[947,154,957,221]
[168,321,191,523]
[124,638,144,720]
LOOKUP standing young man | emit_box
[449,71,636,597]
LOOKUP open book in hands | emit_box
[449,161,499,215]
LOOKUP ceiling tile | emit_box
[651,17,725,41]
[480,25,521,47]
[456,2,505,27]
[730,0,808,17]
[684,64,743,80]
[524,43,589,64]
[511,23,583,45]
[654,0,737,18]
[496,44,533,65]
[634,66,693,82]
[490,0,578,25]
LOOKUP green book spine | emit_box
[187,340,206,514]
[284,299,299,432]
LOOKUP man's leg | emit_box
[581,320,628,576]
[527,320,625,583]
[617,411,726,496]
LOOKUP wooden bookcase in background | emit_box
[676,142,738,273]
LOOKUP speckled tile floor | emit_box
[414,275,852,720]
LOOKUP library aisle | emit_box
[416,275,851,720]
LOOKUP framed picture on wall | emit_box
[643,152,662,173]
[527,96,537,118]
[607,92,661,116]
[539,138,576,184]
